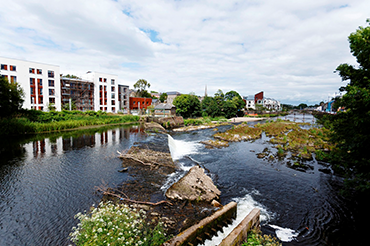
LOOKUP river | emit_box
[0,115,367,245]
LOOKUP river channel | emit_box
[0,115,367,245]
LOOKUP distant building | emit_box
[165,91,181,104]
[60,77,94,111]
[0,56,61,111]
[243,95,255,110]
[244,91,281,111]
[82,71,118,113]
[118,85,129,113]
[154,103,176,116]
[129,97,152,110]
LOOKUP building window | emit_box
[111,86,115,92]
[111,79,115,85]
[49,98,55,104]
[38,97,43,104]
[37,78,42,86]
[112,100,115,105]
[30,87,35,95]
[48,80,54,87]
[1,64,7,70]
[10,76,17,83]
[37,69,42,74]
[49,89,55,96]
[39,88,43,95]
[104,78,107,82]
[48,70,54,78]
[9,65,16,71]
[30,78,35,86]
[29,68,35,74]
[99,77,102,82]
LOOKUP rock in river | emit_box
[165,165,221,202]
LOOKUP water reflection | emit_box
[0,124,146,246]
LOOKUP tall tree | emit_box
[201,96,222,117]
[133,79,151,98]
[0,76,24,118]
[332,19,370,191]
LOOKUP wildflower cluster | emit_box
[70,201,168,246]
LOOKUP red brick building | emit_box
[129,97,152,110]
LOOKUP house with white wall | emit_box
[0,56,61,111]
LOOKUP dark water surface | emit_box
[0,115,367,245]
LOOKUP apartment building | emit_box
[82,71,118,113]
[60,77,94,111]
[0,56,61,111]
[118,84,129,113]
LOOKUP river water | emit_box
[0,115,367,245]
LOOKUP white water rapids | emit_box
[166,134,298,244]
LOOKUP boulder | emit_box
[165,166,221,202]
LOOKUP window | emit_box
[99,77,102,82]
[38,97,43,104]
[37,78,42,86]
[48,80,54,87]
[49,98,55,104]
[49,89,55,96]
[31,97,35,104]
[30,78,35,86]
[1,64,7,70]
[30,87,35,95]
[10,76,17,83]
[48,70,54,78]
[111,79,115,85]
[37,69,42,74]
[111,86,115,92]
[29,68,35,74]
[104,78,107,82]
[39,88,43,95]
[9,65,16,71]
[112,100,115,105]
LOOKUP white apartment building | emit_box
[0,57,61,111]
[82,71,118,113]
[244,95,255,110]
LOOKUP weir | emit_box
[165,135,261,245]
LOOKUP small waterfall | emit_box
[167,134,201,162]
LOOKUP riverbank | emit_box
[0,110,140,135]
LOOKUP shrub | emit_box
[242,229,281,246]
[70,201,169,246]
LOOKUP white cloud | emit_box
[0,0,368,105]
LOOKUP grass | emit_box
[0,110,140,135]
[184,116,228,126]
[70,201,169,246]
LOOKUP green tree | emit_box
[0,76,24,117]
[225,90,246,117]
[133,79,151,98]
[331,19,370,191]
[201,96,222,117]
[159,93,168,103]
[173,94,201,118]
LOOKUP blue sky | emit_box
[0,0,369,105]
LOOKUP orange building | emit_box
[129,97,152,110]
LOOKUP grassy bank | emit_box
[183,116,228,126]
[0,110,140,135]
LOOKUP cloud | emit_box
[0,0,369,105]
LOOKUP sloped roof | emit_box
[154,103,176,110]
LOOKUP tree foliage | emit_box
[331,19,370,191]
[159,93,168,103]
[173,94,201,118]
[0,76,24,118]
[133,79,151,98]
[202,90,245,118]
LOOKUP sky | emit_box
[0,0,369,105]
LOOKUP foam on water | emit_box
[201,193,273,246]
[269,225,298,242]
[168,134,201,161]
